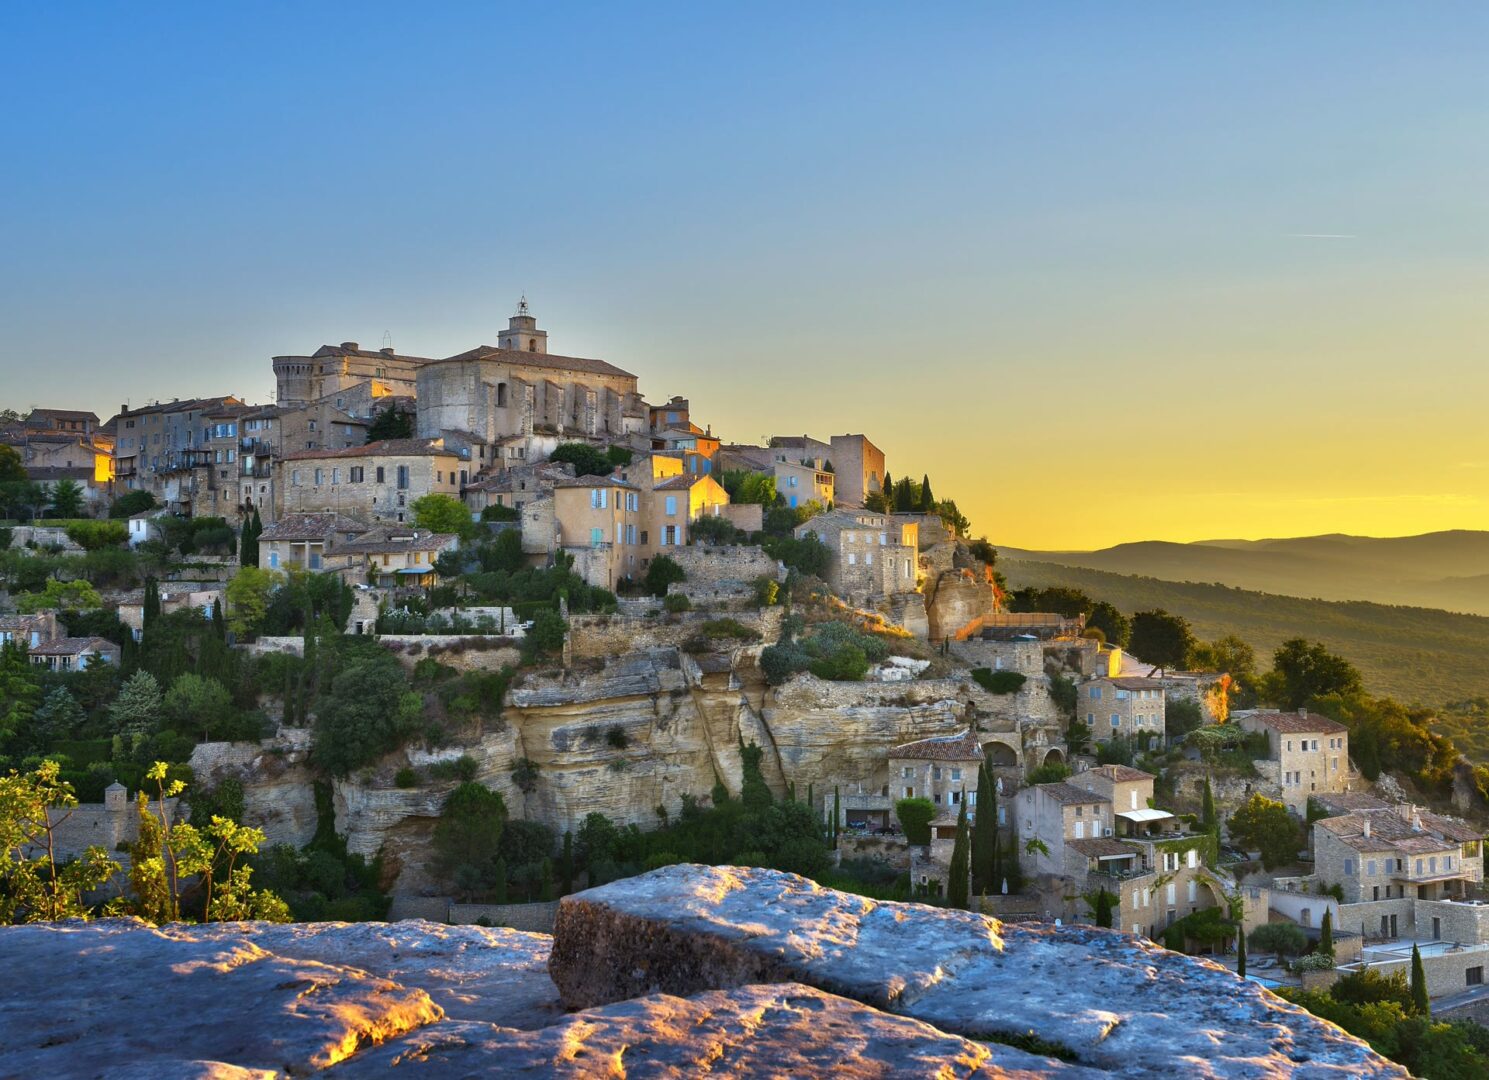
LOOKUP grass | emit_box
[1004,559,1489,707]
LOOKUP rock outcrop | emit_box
[0,867,1404,1078]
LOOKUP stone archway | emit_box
[1041,747,1065,767]
[982,741,1019,767]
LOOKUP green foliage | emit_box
[644,555,686,597]
[309,644,423,777]
[760,532,830,577]
[1248,922,1308,959]
[480,503,519,522]
[1411,943,1430,1017]
[410,493,474,539]
[162,673,236,742]
[1266,638,1364,709]
[688,514,747,545]
[1201,774,1217,831]
[895,797,935,845]
[108,490,157,519]
[1129,609,1197,669]
[65,519,127,550]
[432,782,508,901]
[0,642,42,746]
[1162,907,1235,953]
[393,766,418,788]
[1048,673,1077,721]
[1087,601,1131,648]
[15,577,102,613]
[225,566,281,639]
[109,670,162,737]
[971,668,1026,694]
[0,760,122,922]
[1027,761,1072,785]
[1166,697,1204,739]
[663,592,691,613]
[1227,793,1303,869]
[1319,909,1334,958]
[511,757,541,793]
[549,442,629,477]
[718,469,777,506]
[753,576,780,607]
[524,609,567,657]
[45,479,85,518]
[365,406,413,441]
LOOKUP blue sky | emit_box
[4,4,1487,545]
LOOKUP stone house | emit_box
[25,408,101,437]
[259,513,367,573]
[794,509,919,604]
[648,396,693,433]
[1018,765,1230,938]
[27,637,121,672]
[463,460,575,516]
[276,438,463,524]
[1234,709,1351,813]
[336,526,460,588]
[826,434,885,508]
[552,476,645,590]
[889,729,984,814]
[117,587,225,642]
[772,459,834,509]
[238,401,373,523]
[415,303,647,451]
[109,395,248,511]
[273,341,431,409]
[1079,676,1166,746]
[0,613,61,649]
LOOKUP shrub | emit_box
[428,755,480,782]
[480,504,519,522]
[895,797,935,845]
[1027,762,1073,785]
[760,642,812,685]
[809,643,868,681]
[1250,922,1309,959]
[606,726,629,750]
[524,610,567,657]
[663,593,691,613]
[65,519,128,550]
[698,618,759,641]
[1293,952,1336,972]
[753,576,780,607]
[394,767,418,789]
[644,556,686,597]
[971,668,1026,694]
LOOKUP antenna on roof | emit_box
[381,330,393,351]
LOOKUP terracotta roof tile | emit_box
[889,730,983,762]
[1239,709,1349,735]
[437,344,635,380]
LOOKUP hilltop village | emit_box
[3,302,1489,1073]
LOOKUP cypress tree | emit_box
[249,508,262,567]
[539,858,555,902]
[948,793,970,909]
[561,831,574,895]
[1237,928,1247,978]
[1319,909,1334,959]
[1003,835,1022,893]
[1410,943,1430,1015]
[211,597,226,639]
[971,762,996,895]
[832,786,840,848]
[492,856,508,904]
[1201,774,1217,832]
[918,474,935,513]
[143,577,161,629]
[879,471,893,509]
[894,476,914,513]
[807,782,814,818]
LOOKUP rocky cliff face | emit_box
[0,866,1403,1078]
[192,645,1064,893]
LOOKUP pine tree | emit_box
[561,831,574,895]
[1410,942,1430,1015]
[143,577,161,629]
[1201,774,1217,832]
[918,474,935,513]
[972,762,996,895]
[1319,909,1334,958]
[948,793,970,909]
[1237,927,1247,978]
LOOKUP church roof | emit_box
[437,344,636,380]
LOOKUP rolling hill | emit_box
[997,531,1489,615]
[1001,558,1489,707]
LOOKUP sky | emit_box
[3,3,1487,549]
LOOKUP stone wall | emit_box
[667,544,781,588]
[924,569,995,642]
[568,607,783,661]
[449,900,561,933]
[377,637,525,672]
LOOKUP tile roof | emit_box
[28,409,100,421]
[338,528,460,555]
[889,730,983,762]
[26,467,96,482]
[1312,792,1392,814]
[301,344,437,364]
[1037,781,1111,806]
[1105,677,1165,691]
[1083,764,1153,784]
[259,512,367,541]
[282,438,458,461]
[1067,838,1145,859]
[1316,805,1482,853]
[553,475,638,490]
[1242,710,1348,735]
[28,636,117,656]
[654,474,709,490]
[437,344,636,380]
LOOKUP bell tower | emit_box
[498,295,548,354]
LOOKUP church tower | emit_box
[497,296,548,354]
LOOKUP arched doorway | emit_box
[1041,747,1065,767]
[982,741,1019,767]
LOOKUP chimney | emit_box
[380,347,396,356]
[340,341,359,352]
[1298,707,1308,718]
[1362,818,1370,838]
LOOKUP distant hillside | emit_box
[997,531,1489,615]
[1002,559,1489,706]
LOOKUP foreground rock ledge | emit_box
[549,864,1405,1078]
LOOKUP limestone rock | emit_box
[330,984,1100,1078]
[548,865,1406,1078]
[0,919,440,1077]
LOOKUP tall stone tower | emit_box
[497,296,548,354]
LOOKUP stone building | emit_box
[415,302,646,463]
[336,525,460,588]
[0,612,60,649]
[273,341,431,408]
[275,438,464,524]
[795,509,918,604]
[27,636,120,671]
[826,434,885,508]
[889,729,983,813]
[260,513,367,572]
[773,459,834,509]
[1079,676,1166,747]
[237,401,371,523]
[109,395,249,512]
[1234,709,1351,813]
[1018,765,1230,938]
[551,476,645,590]
[463,460,575,516]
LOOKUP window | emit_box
[1090,686,1102,700]
[847,553,856,565]
[1186,848,1198,868]
[1111,713,1120,727]
[864,551,873,565]
[1469,967,1484,987]
[331,468,340,484]
[314,468,324,485]
[788,475,798,487]
[950,768,961,781]
[350,466,364,483]
[1367,860,1376,876]
[397,465,409,489]
[376,466,385,483]
[1187,881,1197,903]
[665,495,678,516]
[590,527,602,546]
